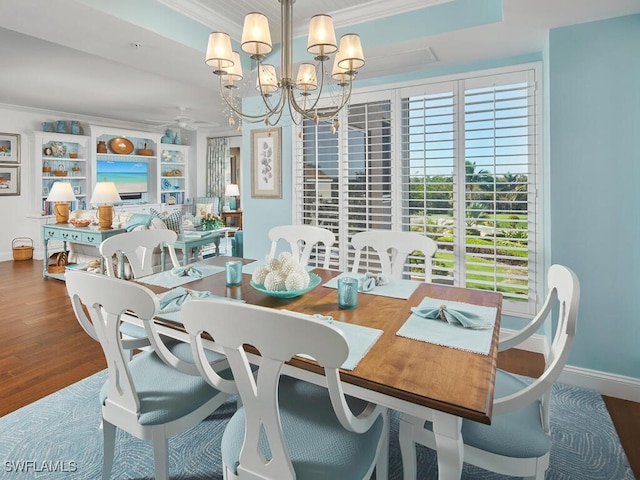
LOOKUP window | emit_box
[296,65,541,316]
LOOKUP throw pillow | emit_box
[150,208,182,234]
[196,202,214,216]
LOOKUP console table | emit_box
[42,224,126,280]
[173,228,228,266]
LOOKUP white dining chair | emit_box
[350,230,438,281]
[100,228,181,279]
[182,299,389,480]
[99,229,182,352]
[398,264,580,479]
[65,270,232,480]
[268,224,336,268]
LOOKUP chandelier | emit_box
[205,0,365,130]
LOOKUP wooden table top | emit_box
[142,256,503,424]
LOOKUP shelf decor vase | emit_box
[161,129,174,144]
[97,141,107,153]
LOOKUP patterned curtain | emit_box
[206,137,230,197]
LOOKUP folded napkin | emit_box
[158,287,213,314]
[313,313,334,324]
[411,304,493,330]
[359,272,390,292]
[171,265,203,278]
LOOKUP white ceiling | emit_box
[0,0,638,136]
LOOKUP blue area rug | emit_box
[0,370,632,479]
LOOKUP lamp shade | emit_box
[46,182,76,202]
[296,63,318,93]
[307,14,337,58]
[225,184,240,197]
[90,182,121,204]
[223,51,244,86]
[205,32,234,73]
[256,64,278,95]
[336,34,365,72]
[241,12,272,57]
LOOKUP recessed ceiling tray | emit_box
[109,137,134,155]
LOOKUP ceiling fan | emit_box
[149,107,219,131]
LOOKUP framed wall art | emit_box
[0,165,21,196]
[0,133,21,164]
[251,127,281,198]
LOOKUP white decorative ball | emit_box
[285,272,309,291]
[264,271,286,291]
[266,256,281,272]
[252,265,271,285]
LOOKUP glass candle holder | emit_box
[338,276,359,309]
[225,260,243,286]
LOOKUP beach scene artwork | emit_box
[96,160,148,194]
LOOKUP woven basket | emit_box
[47,251,68,274]
[12,237,33,261]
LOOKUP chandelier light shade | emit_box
[256,64,279,96]
[206,0,365,129]
[90,181,121,230]
[205,32,234,74]
[241,12,273,57]
[46,181,77,223]
[307,15,338,58]
[223,51,244,87]
[296,63,318,93]
[336,34,365,72]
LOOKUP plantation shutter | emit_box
[399,69,539,314]
[343,99,393,272]
[296,65,541,315]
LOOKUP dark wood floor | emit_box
[1,259,638,477]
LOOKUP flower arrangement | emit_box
[200,212,224,230]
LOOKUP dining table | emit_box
[135,256,503,480]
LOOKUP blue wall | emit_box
[549,14,640,379]
[242,14,640,381]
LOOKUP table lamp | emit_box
[46,181,77,223]
[225,184,240,211]
[90,182,121,230]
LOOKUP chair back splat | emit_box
[182,299,389,480]
[268,224,336,269]
[351,230,437,281]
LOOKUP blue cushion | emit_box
[99,350,223,426]
[423,369,551,458]
[460,369,551,458]
[222,376,384,480]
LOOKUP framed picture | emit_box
[0,165,21,196]
[251,127,281,198]
[0,132,21,164]
[73,185,81,195]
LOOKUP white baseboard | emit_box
[500,327,640,403]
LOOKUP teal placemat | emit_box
[139,263,224,288]
[298,316,382,371]
[323,272,420,300]
[396,297,498,355]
